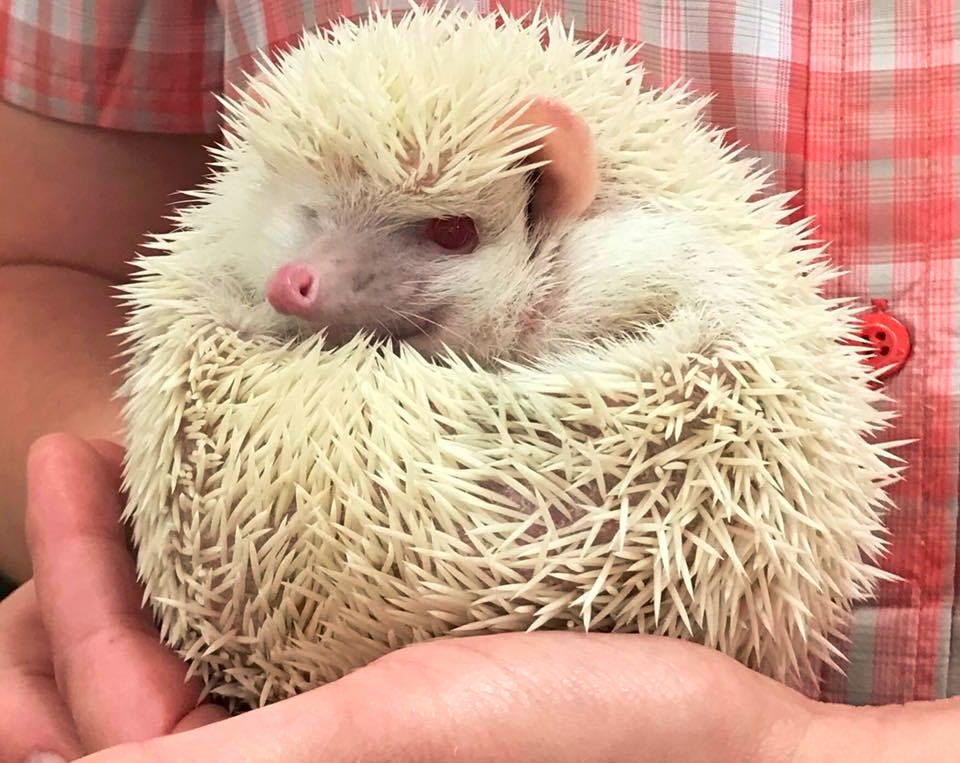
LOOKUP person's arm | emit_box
[0,100,216,582]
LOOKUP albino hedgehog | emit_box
[118,4,905,710]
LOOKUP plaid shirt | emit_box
[2,0,958,707]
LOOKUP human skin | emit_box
[0,100,215,583]
[3,433,960,763]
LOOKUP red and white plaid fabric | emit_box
[2,0,958,706]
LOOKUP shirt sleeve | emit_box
[0,0,226,133]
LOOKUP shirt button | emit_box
[852,298,912,380]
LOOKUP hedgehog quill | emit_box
[117,5,906,710]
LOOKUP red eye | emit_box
[425,216,479,252]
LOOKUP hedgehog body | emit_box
[119,5,902,709]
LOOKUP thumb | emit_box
[26,433,228,752]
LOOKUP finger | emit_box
[76,632,818,763]
[81,437,137,554]
[85,438,125,475]
[0,581,84,762]
[25,433,228,753]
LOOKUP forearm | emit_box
[0,264,126,582]
[0,100,216,584]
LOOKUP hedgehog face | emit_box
[191,93,598,364]
[222,162,542,357]
[170,11,605,365]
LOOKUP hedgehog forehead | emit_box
[252,127,533,230]
[228,6,634,233]
[247,88,546,206]
[236,10,571,202]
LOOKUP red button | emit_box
[851,298,912,381]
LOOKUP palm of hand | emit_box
[0,434,921,763]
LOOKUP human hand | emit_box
[0,435,228,762]
[5,434,960,763]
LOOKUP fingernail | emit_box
[27,753,67,763]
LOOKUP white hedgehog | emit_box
[117,4,905,710]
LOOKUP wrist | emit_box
[794,696,960,763]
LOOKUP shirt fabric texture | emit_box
[2,0,958,706]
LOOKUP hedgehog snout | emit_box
[265,262,320,319]
[263,234,371,324]
[261,243,422,343]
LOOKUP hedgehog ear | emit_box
[514,98,598,222]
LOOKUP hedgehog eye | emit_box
[424,216,479,253]
[298,204,319,222]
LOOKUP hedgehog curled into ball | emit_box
[119,6,903,710]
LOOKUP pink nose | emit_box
[265,262,320,317]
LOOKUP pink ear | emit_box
[511,98,598,221]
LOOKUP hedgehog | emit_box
[117,4,905,710]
